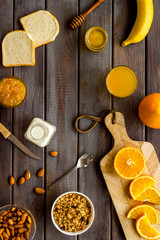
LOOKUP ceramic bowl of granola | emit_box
[51,191,95,235]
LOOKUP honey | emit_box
[0,76,27,107]
[85,27,108,51]
[106,66,137,98]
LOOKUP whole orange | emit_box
[138,93,160,129]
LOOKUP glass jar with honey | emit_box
[0,76,27,108]
[85,26,108,52]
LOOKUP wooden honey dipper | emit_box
[70,0,104,29]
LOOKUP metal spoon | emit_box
[48,154,93,190]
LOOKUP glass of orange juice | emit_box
[106,66,137,98]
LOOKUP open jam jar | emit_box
[0,76,27,108]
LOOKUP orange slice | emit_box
[129,175,157,199]
[136,214,160,239]
[127,204,159,224]
[114,147,146,179]
[136,187,160,204]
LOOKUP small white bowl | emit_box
[51,191,95,236]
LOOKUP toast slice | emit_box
[20,10,59,48]
[2,30,35,67]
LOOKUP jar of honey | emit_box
[0,76,27,108]
[85,26,108,51]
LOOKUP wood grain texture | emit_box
[0,0,13,206]
[78,0,112,239]
[45,0,78,239]
[100,111,160,240]
[112,0,145,239]
[146,0,160,157]
[13,1,45,240]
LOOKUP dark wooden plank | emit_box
[13,1,45,240]
[45,1,78,239]
[78,1,112,240]
[0,0,13,206]
[112,0,145,239]
[146,0,160,157]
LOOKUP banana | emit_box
[121,0,154,47]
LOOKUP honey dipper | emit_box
[70,0,104,29]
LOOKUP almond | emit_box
[0,211,8,217]
[24,231,29,240]
[8,225,14,230]
[14,224,25,228]
[6,228,10,237]
[2,232,9,239]
[37,169,45,177]
[24,171,31,181]
[11,229,14,236]
[8,219,14,225]
[20,213,28,224]
[34,187,45,195]
[6,212,12,217]
[9,176,15,185]
[25,222,31,229]
[17,212,22,217]
[49,151,58,157]
[2,223,8,227]
[0,228,4,235]
[11,208,16,212]
[27,216,31,224]
[20,233,25,240]
[18,228,27,234]
[18,177,25,185]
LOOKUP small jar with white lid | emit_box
[24,118,56,147]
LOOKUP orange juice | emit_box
[106,66,137,97]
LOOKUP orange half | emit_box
[127,204,159,224]
[136,214,160,239]
[114,147,146,179]
[129,175,157,199]
[136,187,160,204]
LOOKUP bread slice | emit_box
[2,30,35,67]
[20,10,59,48]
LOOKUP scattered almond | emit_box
[24,170,31,181]
[9,176,15,185]
[34,187,45,195]
[37,169,45,177]
[18,177,25,185]
[49,151,58,157]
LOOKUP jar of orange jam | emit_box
[0,76,27,108]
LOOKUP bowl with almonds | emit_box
[51,191,95,235]
[0,204,36,240]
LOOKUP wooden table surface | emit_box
[0,0,159,239]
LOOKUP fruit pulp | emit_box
[106,66,137,98]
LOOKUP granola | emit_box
[53,193,92,232]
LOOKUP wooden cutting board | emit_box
[100,111,160,240]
